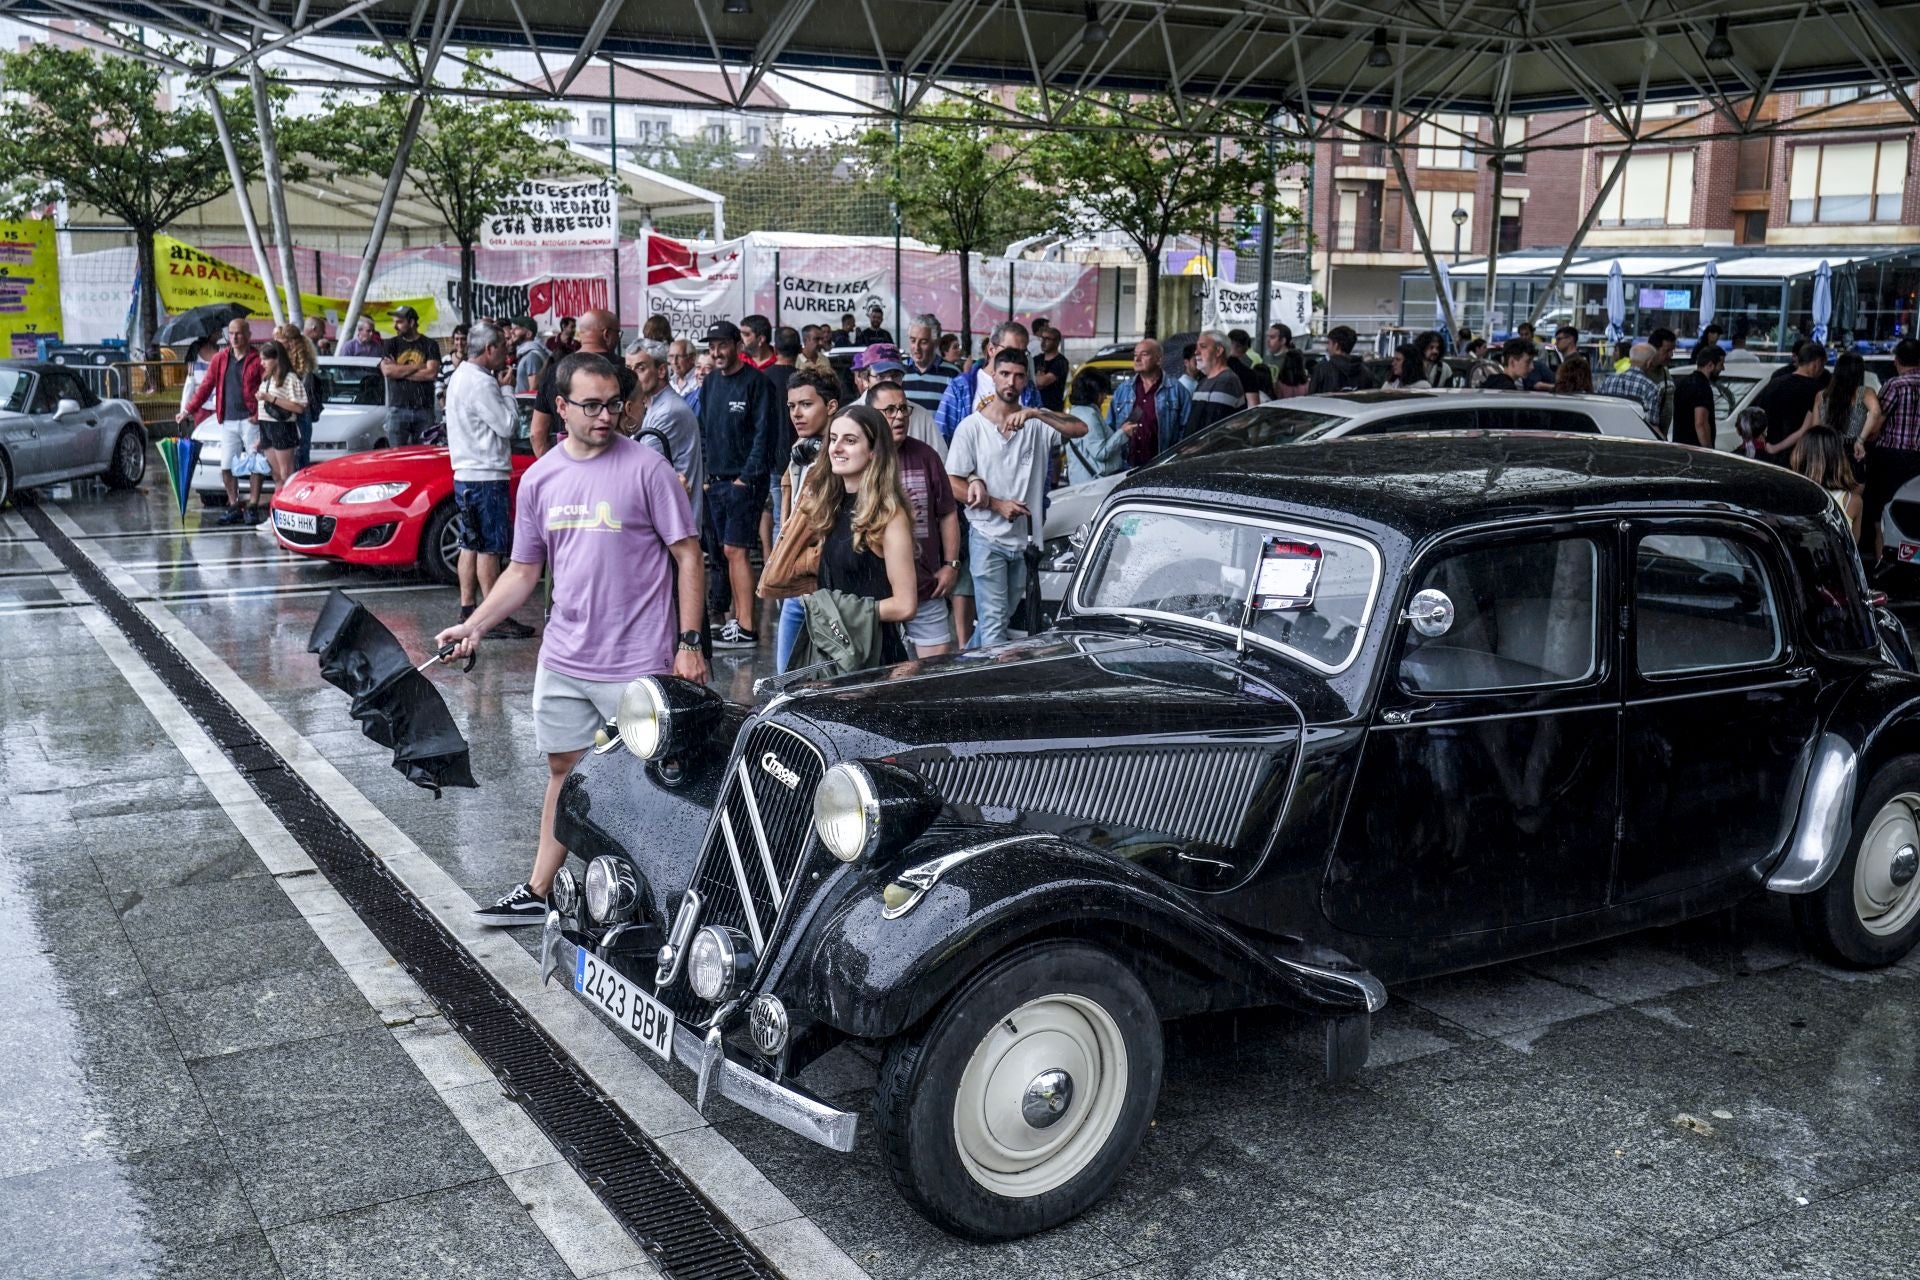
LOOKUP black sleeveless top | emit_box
[817,487,907,662]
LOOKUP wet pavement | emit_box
[4,468,1919,1279]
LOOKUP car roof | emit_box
[0,361,61,374]
[1286,389,1646,419]
[1115,431,1831,545]
[320,356,381,368]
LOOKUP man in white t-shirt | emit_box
[945,348,1087,648]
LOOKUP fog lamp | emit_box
[687,925,755,1002]
[584,856,638,924]
[550,866,580,916]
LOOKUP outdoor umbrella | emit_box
[1831,263,1860,340]
[1605,261,1626,346]
[308,588,478,796]
[1698,261,1718,333]
[152,303,251,350]
[1434,259,1454,338]
[1810,260,1833,344]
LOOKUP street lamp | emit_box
[1450,206,1469,265]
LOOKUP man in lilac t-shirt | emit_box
[438,352,709,925]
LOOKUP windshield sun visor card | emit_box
[1254,538,1322,610]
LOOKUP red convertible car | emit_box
[269,396,533,583]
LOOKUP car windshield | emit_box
[1073,504,1380,673]
[1149,405,1346,468]
[317,365,384,406]
[0,369,29,413]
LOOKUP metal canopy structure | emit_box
[15,0,1920,343]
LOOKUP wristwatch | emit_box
[677,630,702,651]
[943,559,962,569]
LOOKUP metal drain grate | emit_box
[20,501,778,1280]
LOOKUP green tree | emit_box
[863,97,1059,351]
[316,51,571,324]
[1032,95,1297,337]
[0,44,317,350]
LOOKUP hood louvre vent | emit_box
[920,745,1273,848]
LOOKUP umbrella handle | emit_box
[418,641,478,674]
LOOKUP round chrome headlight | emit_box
[686,925,754,1002]
[583,856,638,924]
[550,866,580,916]
[617,677,669,760]
[814,762,880,863]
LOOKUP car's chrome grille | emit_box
[919,744,1274,848]
[660,721,824,1022]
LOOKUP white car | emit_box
[1035,388,1661,609]
[190,357,392,504]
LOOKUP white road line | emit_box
[67,590,664,1280]
[152,581,443,605]
[64,521,869,1280]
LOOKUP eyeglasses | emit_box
[563,398,626,418]
[877,403,912,417]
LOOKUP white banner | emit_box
[772,264,893,329]
[1205,280,1313,335]
[481,178,617,250]
[642,233,747,338]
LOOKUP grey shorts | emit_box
[904,597,952,648]
[532,665,628,755]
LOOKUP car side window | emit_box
[1634,533,1783,676]
[1398,537,1601,694]
[38,369,93,410]
[1346,410,1480,437]
[1477,406,1599,434]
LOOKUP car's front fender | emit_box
[1772,669,1920,893]
[792,830,1384,1039]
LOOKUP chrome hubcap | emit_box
[1021,1069,1074,1128]
[1854,794,1920,937]
[951,994,1128,1198]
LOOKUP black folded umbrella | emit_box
[308,589,478,796]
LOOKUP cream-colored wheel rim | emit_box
[1854,792,1920,938]
[950,994,1129,1198]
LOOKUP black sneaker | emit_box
[473,882,547,926]
[491,616,536,639]
[712,619,759,650]
[214,506,246,526]
[245,506,266,525]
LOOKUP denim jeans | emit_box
[967,534,1027,649]
[774,597,807,673]
[386,405,433,447]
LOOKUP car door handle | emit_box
[1382,708,1416,725]
[1787,665,1816,680]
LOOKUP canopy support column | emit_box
[1525,145,1635,329]
[1483,57,1512,339]
[251,63,303,326]
[1389,149,1460,345]
[340,94,426,341]
[205,84,284,328]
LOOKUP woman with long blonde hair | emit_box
[275,323,322,470]
[791,404,918,665]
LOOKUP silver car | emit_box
[189,357,393,504]
[0,361,147,506]
[1036,388,1658,607]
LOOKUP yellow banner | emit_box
[153,235,438,335]
[0,220,64,359]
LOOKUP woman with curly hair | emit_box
[1553,352,1594,396]
[275,323,323,470]
[791,403,918,666]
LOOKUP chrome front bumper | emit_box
[538,914,858,1153]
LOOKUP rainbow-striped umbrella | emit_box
[155,435,201,519]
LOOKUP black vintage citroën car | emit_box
[541,432,1920,1239]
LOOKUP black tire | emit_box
[0,449,12,509]
[103,428,146,489]
[1793,753,1920,967]
[874,942,1161,1241]
[419,500,461,585]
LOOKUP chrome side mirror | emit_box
[1403,588,1454,637]
[54,397,81,416]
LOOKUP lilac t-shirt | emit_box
[510,434,697,681]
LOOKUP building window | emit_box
[1735,136,1772,190]
[1416,113,1477,169]
[745,125,763,148]
[1499,117,1527,175]
[588,114,608,138]
[1498,196,1524,252]
[635,116,670,142]
[1596,150,1696,227]
[1740,210,1769,245]
[1800,87,1863,108]
[1340,109,1361,158]
[1415,189,1475,253]
[1789,139,1907,223]
[703,120,729,145]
